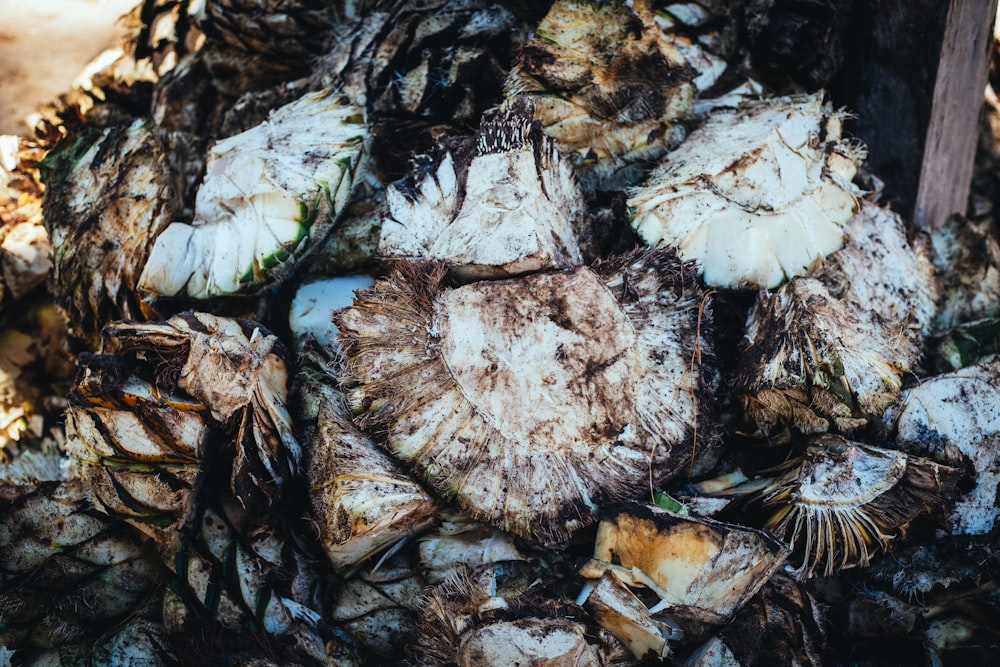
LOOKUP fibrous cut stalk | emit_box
[736,201,937,439]
[886,359,1000,535]
[504,0,696,191]
[629,92,864,289]
[139,90,370,299]
[98,312,303,513]
[336,249,712,543]
[308,394,438,572]
[739,435,960,578]
[41,120,174,342]
[379,97,584,281]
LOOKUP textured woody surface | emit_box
[337,250,711,543]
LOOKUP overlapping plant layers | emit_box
[3,1,1000,664]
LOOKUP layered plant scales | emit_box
[5,0,991,663]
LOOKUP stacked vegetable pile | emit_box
[2,1,1000,665]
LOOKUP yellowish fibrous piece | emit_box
[580,503,788,624]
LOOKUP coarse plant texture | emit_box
[290,276,439,574]
[328,553,426,658]
[735,435,961,579]
[95,312,303,513]
[335,249,714,544]
[138,89,370,300]
[0,300,74,452]
[683,573,826,667]
[579,570,681,661]
[418,511,530,585]
[308,393,438,573]
[743,0,853,93]
[646,3,731,95]
[736,201,936,440]
[629,91,865,289]
[504,0,696,192]
[413,565,631,666]
[652,0,758,63]
[378,97,585,280]
[817,202,937,332]
[863,531,1000,603]
[64,356,208,553]
[885,359,1000,536]
[928,214,1000,334]
[308,0,530,180]
[929,317,1000,373]
[160,496,328,665]
[578,503,789,626]
[149,50,234,217]
[0,136,51,306]
[0,329,42,449]
[189,0,343,68]
[0,479,162,652]
[41,119,174,344]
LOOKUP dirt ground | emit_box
[0,0,138,136]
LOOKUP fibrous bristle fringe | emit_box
[477,96,539,155]
[759,448,961,579]
[591,246,703,301]
[413,566,487,665]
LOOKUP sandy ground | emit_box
[0,0,138,136]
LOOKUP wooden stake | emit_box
[913,0,997,230]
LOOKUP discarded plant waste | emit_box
[1,0,999,665]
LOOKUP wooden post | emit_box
[829,1,951,219]
[913,0,998,229]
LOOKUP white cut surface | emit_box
[289,275,374,352]
[438,269,641,446]
[309,399,437,572]
[886,360,1000,535]
[338,252,707,542]
[419,517,528,584]
[585,572,674,660]
[929,216,1000,334]
[139,90,369,298]
[795,445,905,507]
[379,129,583,280]
[381,152,461,259]
[630,93,863,288]
[458,619,602,667]
[673,37,727,93]
[820,201,937,331]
